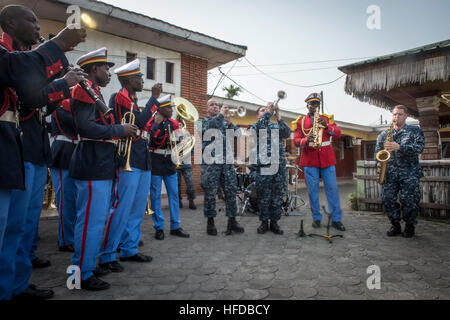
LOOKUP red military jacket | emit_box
[293,113,341,168]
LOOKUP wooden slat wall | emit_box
[354,160,450,218]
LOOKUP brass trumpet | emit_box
[275,90,287,106]
[118,111,136,172]
[227,106,247,118]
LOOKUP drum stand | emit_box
[308,206,343,243]
[284,164,301,216]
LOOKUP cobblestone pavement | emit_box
[32,183,450,300]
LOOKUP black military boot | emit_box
[179,198,183,209]
[257,220,269,234]
[270,220,284,235]
[387,222,402,237]
[189,199,197,210]
[402,224,415,238]
[225,218,233,236]
[230,217,244,233]
[207,217,217,236]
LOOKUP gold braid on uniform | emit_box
[301,117,313,137]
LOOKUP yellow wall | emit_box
[234,113,379,141]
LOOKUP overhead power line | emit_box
[211,65,340,77]
[217,68,267,103]
[244,57,345,88]
[219,56,375,69]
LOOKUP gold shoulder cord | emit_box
[301,117,313,137]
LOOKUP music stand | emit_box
[308,206,343,243]
[296,219,306,237]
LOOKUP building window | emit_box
[364,142,376,161]
[166,62,174,84]
[147,57,155,80]
[340,141,345,160]
[126,52,137,63]
[442,140,450,159]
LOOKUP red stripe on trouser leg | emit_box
[79,180,92,281]
[103,172,120,251]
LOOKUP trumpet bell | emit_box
[173,97,199,122]
[229,106,247,118]
[278,91,287,100]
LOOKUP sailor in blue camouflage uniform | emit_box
[69,48,137,291]
[250,103,291,235]
[98,60,162,272]
[50,98,78,253]
[202,104,245,236]
[197,99,225,199]
[177,162,197,210]
[375,105,425,238]
[0,5,86,301]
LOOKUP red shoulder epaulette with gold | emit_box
[71,84,94,104]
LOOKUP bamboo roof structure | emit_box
[338,39,450,118]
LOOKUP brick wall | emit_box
[179,54,208,199]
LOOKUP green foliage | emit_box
[222,84,242,99]
[348,192,359,211]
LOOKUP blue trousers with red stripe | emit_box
[151,173,181,231]
[50,168,77,248]
[72,179,113,281]
[0,190,11,251]
[100,168,151,264]
[0,162,47,299]
[304,166,343,223]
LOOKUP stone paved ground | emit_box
[32,183,450,300]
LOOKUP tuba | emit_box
[117,111,136,172]
[376,121,394,185]
[169,97,199,168]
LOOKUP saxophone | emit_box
[312,107,325,149]
[376,121,394,185]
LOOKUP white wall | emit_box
[40,19,181,105]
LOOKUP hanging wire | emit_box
[217,68,267,103]
[219,56,375,69]
[208,59,240,99]
[244,57,345,88]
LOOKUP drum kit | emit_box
[235,157,306,217]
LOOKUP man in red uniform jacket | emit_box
[293,93,345,231]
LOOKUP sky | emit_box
[102,0,450,126]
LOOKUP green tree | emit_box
[222,84,242,99]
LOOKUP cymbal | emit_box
[286,165,296,169]
[286,156,298,161]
